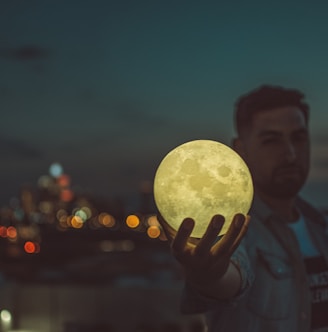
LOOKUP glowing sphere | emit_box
[153,140,254,238]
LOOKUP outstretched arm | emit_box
[159,213,250,300]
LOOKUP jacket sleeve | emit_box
[180,241,255,314]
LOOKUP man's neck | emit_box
[256,191,299,222]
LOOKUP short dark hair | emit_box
[234,85,310,137]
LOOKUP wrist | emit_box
[186,261,242,300]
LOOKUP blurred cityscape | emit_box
[1,162,326,332]
[0,163,205,332]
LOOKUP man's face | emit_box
[238,106,310,199]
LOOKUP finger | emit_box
[228,214,250,255]
[194,215,225,256]
[171,218,195,254]
[212,213,246,257]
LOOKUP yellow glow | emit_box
[66,215,73,227]
[71,216,84,228]
[102,214,116,227]
[98,212,116,227]
[147,215,160,227]
[154,140,254,238]
[126,214,140,228]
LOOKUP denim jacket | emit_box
[181,195,328,332]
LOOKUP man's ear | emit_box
[232,137,246,159]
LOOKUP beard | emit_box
[259,165,309,198]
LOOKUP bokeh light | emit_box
[71,215,84,229]
[74,209,88,222]
[0,309,11,323]
[125,214,140,228]
[7,226,17,239]
[0,226,7,238]
[98,213,116,228]
[57,174,71,187]
[147,215,160,227]
[49,162,63,178]
[60,189,74,202]
[37,175,54,189]
[147,225,161,239]
[24,241,40,254]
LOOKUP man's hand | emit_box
[158,213,250,299]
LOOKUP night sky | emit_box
[1,0,328,210]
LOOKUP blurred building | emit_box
[0,165,206,332]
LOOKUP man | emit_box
[159,85,328,332]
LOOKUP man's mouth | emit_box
[275,166,301,176]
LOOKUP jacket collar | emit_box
[250,194,326,227]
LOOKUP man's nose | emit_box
[283,141,297,162]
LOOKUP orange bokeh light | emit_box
[60,189,74,202]
[24,241,40,254]
[71,215,84,228]
[0,226,7,238]
[7,226,17,239]
[126,215,140,228]
[147,225,161,238]
[98,213,116,227]
[57,174,71,187]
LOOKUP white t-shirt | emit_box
[287,214,320,258]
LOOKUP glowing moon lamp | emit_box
[153,140,254,238]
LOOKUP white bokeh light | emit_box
[49,162,63,178]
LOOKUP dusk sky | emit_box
[1,0,328,210]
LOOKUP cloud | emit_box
[0,135,44,160]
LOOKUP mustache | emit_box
[273,164,303,174]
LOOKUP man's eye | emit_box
[262,138,277,144]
